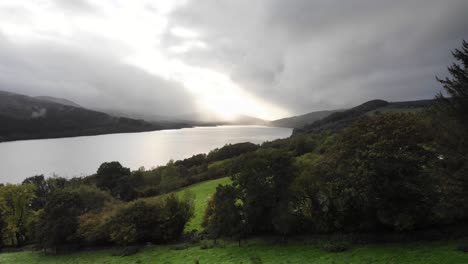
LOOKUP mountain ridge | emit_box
[0,90,192,142]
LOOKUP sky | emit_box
[0,0,467,121]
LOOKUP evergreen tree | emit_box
[432,40,468,221]
[436,40,468,128]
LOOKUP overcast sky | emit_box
[0,0,467,120]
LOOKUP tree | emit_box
[0,184,36,247]
[432,40,468,222]
[231,149,295,235]
[36,190,84,252]
[436,40,468,128]
[69,185,116,214]
[159,161,184,193]
[161,193,195,241]
[104,194,194,246]
[22,175,49,210]
[203,185,243,242]
[95,162,134,201]
[0,207,5,248]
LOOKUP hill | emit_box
[0,90,191,142]
[34,96,83,108]
[269,110,338,128]
[294,99,434,134]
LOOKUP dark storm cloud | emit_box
[0,32,196,118]
[165,0,468,114]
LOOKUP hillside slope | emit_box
[294,99,434,134]
[34,96,83,108]
[145,177,231,232]
[0,90,190,142]
[269,110,338,128]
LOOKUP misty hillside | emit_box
[35,96,83,108]
[294,99,434,134]
[0,90,190,142]
[171,112,266,126]
[269,110,339,128]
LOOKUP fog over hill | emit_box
[0,90,192,142]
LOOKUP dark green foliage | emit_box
[203,185,243,239]
[106,194,194,246]
[127,144,258,199]
[262,132,332,156]
[69,185,115,214]
[175,154,207,168]
[158,161,185,193]
[106,201,163,245]
[436,40,468,128]
[203,111,450,240]
[161,194,195,242]
[431,40,468,223]
[22,175,48,210]
[297,99,389,133]
[292,113,437,232]
[95,162,135,201]
[207,142,259,163]
[296,99,433,134]
[231,149,296,235]
[0,209,4,249]
[36,190,84,251]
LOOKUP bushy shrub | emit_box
[100,193,194,246]
[36,190,84,251]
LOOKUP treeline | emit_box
[0,142,260,251]
[0,176,194,252]
[82,142,259,201]
[202,41,468,240]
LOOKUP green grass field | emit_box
[1,240,468,264]
[147,177,232,232]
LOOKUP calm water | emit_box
[0,126,292,183]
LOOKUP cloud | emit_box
[165,0,468,114]
[0,0,197,118]
[0,0,467,120]
[53,0,96,13]
[0,34,195,117]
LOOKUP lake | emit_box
[0,125,292,183]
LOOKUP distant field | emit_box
[1,240,468,264]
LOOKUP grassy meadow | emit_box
[1,240,468,264]
[145,177,232,232]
